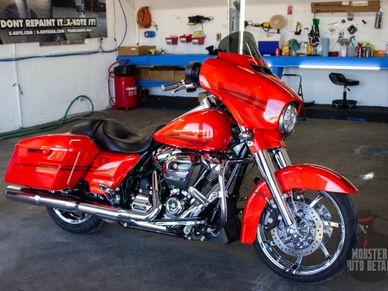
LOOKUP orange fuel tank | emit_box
[154,109,232,152]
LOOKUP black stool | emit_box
[329,73,359,109]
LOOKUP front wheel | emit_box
[47,208,105,234]
[254,190,357,282]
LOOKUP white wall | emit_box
[135,0,228,54]
[0,0,136,133]
[1,0,387,134]
[134,0,388,107]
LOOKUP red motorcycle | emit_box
[4,32,358,282]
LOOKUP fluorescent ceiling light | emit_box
[299,64,380,70]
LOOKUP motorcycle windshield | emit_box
[218,31,263,60]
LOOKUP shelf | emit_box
[265,56,388,70]
[118,54,388,86]
[117,54,211,67]
[311,1,380,13]
[137,80,167,87]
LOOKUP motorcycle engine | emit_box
[152,146,220,219]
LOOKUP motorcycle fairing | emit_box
[199,53,302,151]
[240,164,358,244]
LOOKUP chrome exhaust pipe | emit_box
[5,171,162,224]
[5,186,77,210]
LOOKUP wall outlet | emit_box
[216,33,222,41]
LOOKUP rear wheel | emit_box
[254,191,357,282]
[47,208,105,234]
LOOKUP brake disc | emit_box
[271,201,324,257]
[314,202,333,244]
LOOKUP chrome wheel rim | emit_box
[257,191,346,276]
[53,208,92,225]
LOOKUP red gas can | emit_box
[114,75,138,110]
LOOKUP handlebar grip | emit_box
[161,82,182,91]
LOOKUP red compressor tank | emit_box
[113,64,138,110]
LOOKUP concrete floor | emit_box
[1,107,388,290]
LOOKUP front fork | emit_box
[254,148,294,226]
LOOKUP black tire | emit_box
[254,192,358,283]
[47,208,105,234]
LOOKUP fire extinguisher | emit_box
[108,61,138,110]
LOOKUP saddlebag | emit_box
[4,134,99,190]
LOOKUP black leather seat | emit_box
[70,119,158,154]
[329,73,359,109]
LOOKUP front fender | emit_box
[240,164,358,244]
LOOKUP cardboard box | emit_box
[118,46,156,56]
[135,68,150,80]
[174,69,185,81]
[148,67,176,81]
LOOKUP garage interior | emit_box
[1,0,388,289]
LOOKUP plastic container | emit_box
[165,36,178,45]
[347,45,356,57]
[179,34,192,43]
[386,43,388,56]
[374,50,386,57]
[340,45,347,57]
[192,36,205,45]
[321,38,330,57]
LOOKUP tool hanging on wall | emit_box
[347,24,358,35]
[245,15,286,33]
[144,31,156,38]
[136,7,158,45]
[287,5,293,30]
[245,21,271,31]
[295,21,303,35]
[137,7,152,29]
[188,15,214,32]
[375,8,383,29]
[137,7,158,30]
[270,15,287,30]
[308,17,320,47]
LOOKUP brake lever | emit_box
[161,80,185,92]
[172,85,186,94]
[171,81,197,94]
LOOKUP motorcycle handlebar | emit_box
[161,81,183,92]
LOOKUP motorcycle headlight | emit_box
[278,104,298,136]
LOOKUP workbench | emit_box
[117,54,388,87]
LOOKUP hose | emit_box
[137,7,152,29]
[0,95,108,141]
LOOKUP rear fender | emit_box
[240,164,358,244]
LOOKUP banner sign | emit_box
[0,1,107,45]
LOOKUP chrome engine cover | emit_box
[164,154,193,185]
[131,194,152,213]
[165,197,183,217]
